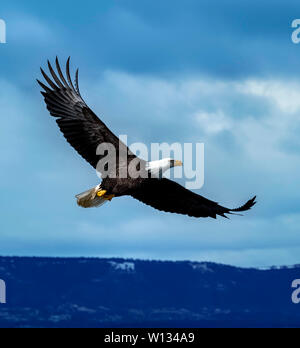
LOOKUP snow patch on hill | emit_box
[190,263,214,273]
[109,261,135,272]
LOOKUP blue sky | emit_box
[1,0,300,267]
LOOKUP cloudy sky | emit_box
[1,0,300,267]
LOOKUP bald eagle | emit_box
[37,58,256,219]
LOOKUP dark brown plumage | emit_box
[38,58,256,219]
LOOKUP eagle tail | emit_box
[75,185,108,208]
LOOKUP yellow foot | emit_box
[97,190,107,198]
[104,194,115,202]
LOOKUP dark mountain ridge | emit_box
[0,256,299,328]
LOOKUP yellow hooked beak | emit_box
[175,160,183,167]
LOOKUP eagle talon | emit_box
[104,194,115,202]
[97,190,107,198]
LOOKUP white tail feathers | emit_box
[76,185,108,208]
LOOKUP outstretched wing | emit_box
[131,178,256,219]
[37,57,135,171]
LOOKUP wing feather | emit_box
[40,68,59,90]
[66,57,76,93]
[131,178,256,219]
[75,69,82,98]
[47,60,65,89]
[55,57,69,88]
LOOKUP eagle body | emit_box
[38,58,256,219]
[102,177,144,197]
[101,158,179,196]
